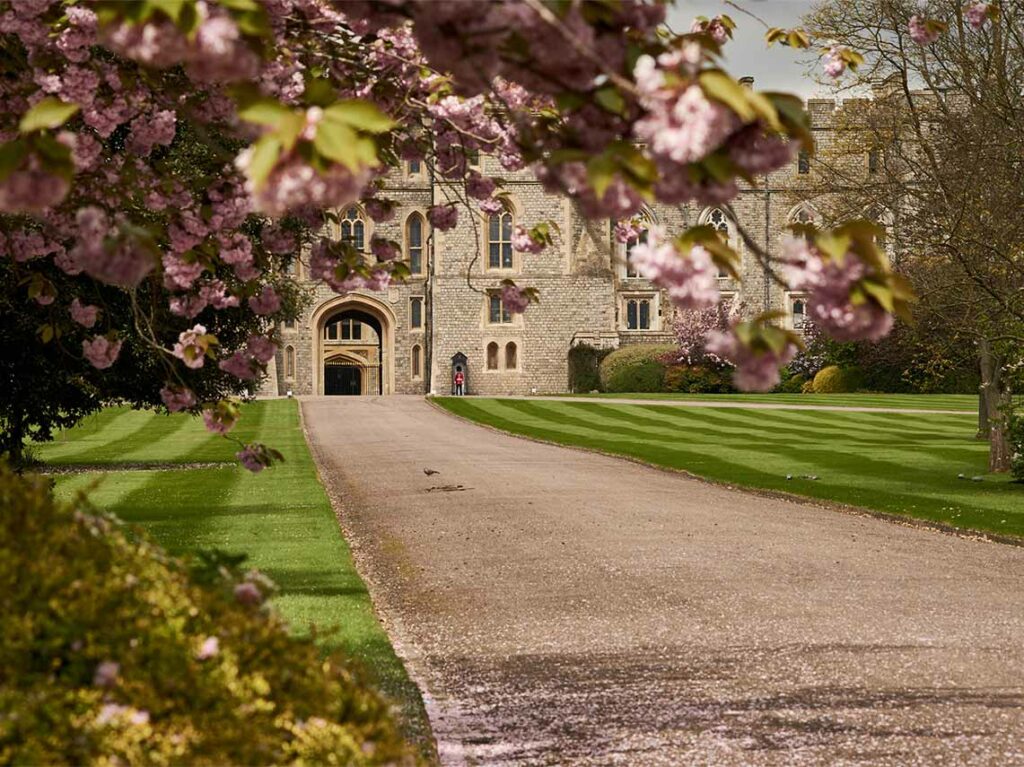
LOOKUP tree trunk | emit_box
[979,340,1011,472]
[977,339,991,438]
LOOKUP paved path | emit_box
[302,396,1024,766]
[484,395,976,415]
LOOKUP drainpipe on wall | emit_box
[763,185,771,313]
[425,159,436,394]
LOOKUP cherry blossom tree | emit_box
[0,0,924,467]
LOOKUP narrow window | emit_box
[626,229,648,278]
[285,345,295,379]
[868,149,879,174]
[708,208,731,277]
[488,294,511,324]
[792,298,806,327]
[488,210,513,269]
[505,342,518,370]
[407,214,424,275]
[486,341,499,370]
[627,299,638,330]
[326,322,338,340]
[410,297,423,330]
[798,150,810,174]
[467,148,480,167]
[407,159,421,176]
[284,319,295,330]
[340,207,366,251]
[639,300,651,330]
[411,344,422,378]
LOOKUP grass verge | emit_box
[40,400,433,755]
[435,397,1022,540]
[566,392,976,411]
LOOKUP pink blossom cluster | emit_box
[202,406,236,436]
[690,16,730,45]
[511,226,545,255]
[248,285,281,316]
[427,205,459,231]
[614,219,645,245]
[235,443,276,474]
[308,239,391,295]
[822,47,848,79]
[70,298,98,328]
[173,325,212,369]
[218,335,276,381]
[95,704,150,727]
[0,159,69,214]
[965,3,992,29]
[627,226,720,310]
[82,335,122,370]
[159,385,196,413]
[237,149,371,217]
[781,237,894,342]
[909,15,942,45]
[69,207,155,287]
[535,162,644,219]
[500,283,530,314]
[705,328,798,392]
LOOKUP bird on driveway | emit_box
[423,468,440,476]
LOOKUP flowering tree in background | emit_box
[0,0,935,467]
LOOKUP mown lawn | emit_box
[569,392,977,412]
[435,397,1023,539]
[39,400,431,751]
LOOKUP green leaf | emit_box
[237,98,297,128]
[322,100,395,134]
[39,324,54,344]
[594,86,626,116]
[0,139,28,181]
[586,154,617,200]
[313,120,360,168]
[861,279,895,312]
[304,78,336,108]
[19,98,80,134]
[245,135,282,189]
[698,70,755,122]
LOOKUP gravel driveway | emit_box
[302,396,1024,766]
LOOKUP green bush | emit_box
[801,379,817,394]
[664,364,734,394]
[568,344,611,393]
[599,345,676,392]
[605,359,666,392]
[1010,413,1024,482]
[0,465,413,766]
[775,372,807,394]
[812,365,864,393]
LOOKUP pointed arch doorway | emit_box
[311,295,396,396]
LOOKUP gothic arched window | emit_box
[505,342,518,370]
[706,208,733,278]
[411,344,422,378]
[340,207,366,251]
[285,345,295,379]
[488,210,513,269]
[486,341,499,370]
[407,213,424,275]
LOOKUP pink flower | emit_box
[202,407,235,435]
[465,172,496,200]
[160,385,196,412]
[822,47,847,79]
[93,660,120,688]
[173,325,209,369]
[691,15,729,44]
[363,198,395,222]
[234,581,263,606]
[511,225,544,254]
[162,254,204,291]
[628,226,720,310]
[614,220,644,245]
[246,334,277,364]
[909,15,941,45]
[95,703,149,727]
[248,285,281,315]
[196,636,219,660]
[370,237,399,261]
[129,109,176,155]
[238,150,370,217]
[0,162,70,214]
[218,351,257,380]
[634,83,738,166]
[70,298,99,328]
[427,204,458,231]
[500,283,530,314]
[477,197,504,214]
[82,336,122,370]
[965,2,990,29]
[706,329,798,392]
[236,445,266,473]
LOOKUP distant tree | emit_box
[806,0,1024,470]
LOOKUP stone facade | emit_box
[273,99,855,397]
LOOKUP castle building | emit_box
[272,98,862,397]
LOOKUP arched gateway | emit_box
[310,295,396,396]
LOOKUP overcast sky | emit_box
[665,1,828,98]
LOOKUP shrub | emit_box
[568,344,611,393]
[812,365,864,393]
[0,465,413,766]
[598,345,677,392]
[801,379,817,394]
[1010,413,1024,482]
[605,360,666,393]
[664,364,734,394]
[775,372,807,394]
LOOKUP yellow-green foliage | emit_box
[599,344,677,391]
[812,365,863,393]
[0,465,414,766]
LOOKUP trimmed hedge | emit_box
[812,365,864,393]
[0,465,414,766]
[568,344,611,393]
[599,345,676,393]
[1010,413,1024,482]
[664,364,734,394]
